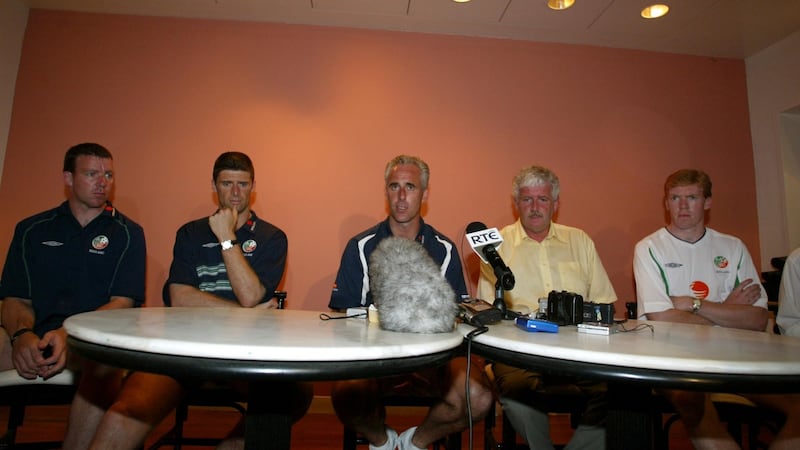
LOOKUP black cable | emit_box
[464,325,489,450]
[318,312,366,320]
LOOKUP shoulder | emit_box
[788,247,800,264]
[250,215,286,240]
[553,222,589,237]
[635,228,668,250]
[552,222,595,245]
[347,222,383,246]
[703,227,743,245]
[422,222,456,246]
[176,217,211,235]
[109,209,144,233]
[11,206,64,237]
[16,204,62,225]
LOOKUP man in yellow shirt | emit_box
[477,165,616,450]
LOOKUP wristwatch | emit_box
[691,298,703,314]
[220,239,239,251]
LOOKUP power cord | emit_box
[463,325,489,450]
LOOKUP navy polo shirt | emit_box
[0,202,146,336]
[329,218,468,310]
[163,211,287,306]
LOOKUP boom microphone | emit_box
[465,222,515,291]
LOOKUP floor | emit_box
[0,398,702,449]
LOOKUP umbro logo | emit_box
[41,241,64,247]
[665,262,683,268]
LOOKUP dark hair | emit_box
[63,143,113,173]
[212,152,255,182]
[664,169,712,198]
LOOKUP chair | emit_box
[0,368,79,450]
[341,395,462,450]
[148,291,287,450]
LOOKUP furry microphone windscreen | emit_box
[368,236,459,333]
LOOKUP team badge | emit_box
[690,281,709,300]
[713,256,729,268]
[92,235,109,250]
[242,239,257,253]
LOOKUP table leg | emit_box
[606,383,654,449]
[245,383,292,450]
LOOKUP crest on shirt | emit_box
[92,235,109,250]
[690,281,709,300]
[714,256,729,269]
[242,239,257,253]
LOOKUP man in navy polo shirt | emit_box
[329,155,493,450]
[0,142,146,446]
[80,152,311,450]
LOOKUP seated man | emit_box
[477,165,616,450]
[329,155,493,450]
[777,247,800,337]
[634,168,800,450]
[0,143,146,450]
[71,152,312,450]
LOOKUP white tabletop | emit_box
[460,319,800,376]
[64,307,463,362]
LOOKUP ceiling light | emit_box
[641,4,670,19]
[547,0,575,10]
[452,0,471,3]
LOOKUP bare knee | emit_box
[331,379,381,424]
[108,373,182,425]
[665,390,708,428]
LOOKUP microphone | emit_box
[465,222,515,291]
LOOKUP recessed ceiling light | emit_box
[548,0,575,10]
[641,4,670,19]
[452,0,471,3]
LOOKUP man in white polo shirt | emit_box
[634,168,800,449]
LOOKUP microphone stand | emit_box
[494,281,520,320]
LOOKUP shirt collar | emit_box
[238,210,258,234]
[57,201,116,220]
[513,219,567,244]
[380,217,427,244]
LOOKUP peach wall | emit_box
[0,10,760,314]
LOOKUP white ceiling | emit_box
[19,0,800,59]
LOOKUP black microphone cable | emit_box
[463,324,489,450]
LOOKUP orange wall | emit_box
[0,10,760,314]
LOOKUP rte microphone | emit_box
[465,221,515,291]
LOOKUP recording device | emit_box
[577,322,620,335]
[459,298,503,326]
[515,317,559,333]
[546,290,584,326]
[546,290,616,326]
[582,302,615,325]
[465,222,515,291]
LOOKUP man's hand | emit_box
[209,208,238,242]
[11,332,47,379]
[723,278,761,305]
[254,298,279,309]
[670,295,696,312]
[37,328,68,379]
